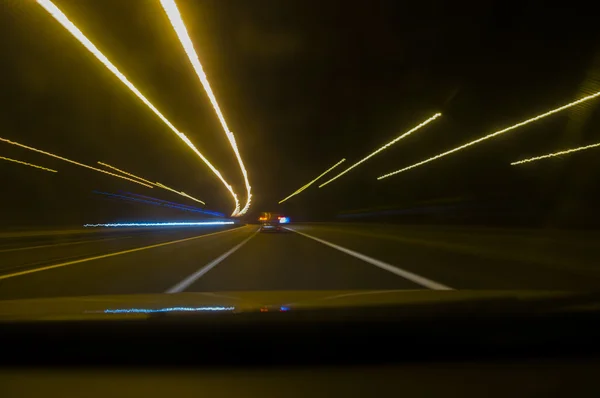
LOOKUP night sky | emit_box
[1,0,600,227]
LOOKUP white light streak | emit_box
[378,90,600,179]
[159,0,251,215]
[511,142,600,165]
[84,221,234,227]
[36,0,239,213]
[319,113,442,187]
[0,155,57,173]
[279,159,346,204]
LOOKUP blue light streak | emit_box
[123,192,224,217]
[104,306,235,314]
[84,222,234,227]
[278,217,290,224]
[93,190,224,217]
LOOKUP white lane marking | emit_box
[0,235,133,253]
[0,226,248,281]
[165,230,259,293]
[285,227,453,290]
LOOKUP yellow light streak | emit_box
[98,162,156,186]
[319,113,442,188]
[511,142,600,165]
[155,182,206,205]
[155,182,182,194]
[378,90,600,180]
[0,137,152,187]
[36,0,239,214]
[179,192,206,205]
[279,159,346,204]
[159,0,251,215]
[98,161,206,204]
[0,156,57,173]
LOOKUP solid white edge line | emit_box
[0,226,248,281]
[285,227,453,291]
[165,229,259,293]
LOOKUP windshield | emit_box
[1,1,599,310]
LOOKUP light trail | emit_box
[511,142,600,165]
[104,306,234,314]
[97,162,206,204]
[93,190,218,215]
[0,155,57,173]
[159,0,252,216]
[84,221,234,227]
[123,192,224,216]
[98,162,156,186]
[0,137,153,187]
[279,159,346,204]
[155,182,205,205]
[36,0,240,215]
[319,113,442,188]
[378,90,600,180]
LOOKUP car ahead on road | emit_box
[259,212,288,232]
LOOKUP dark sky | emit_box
[1,0,600,227]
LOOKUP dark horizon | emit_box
[2,0,600,228]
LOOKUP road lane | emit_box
[184,228,423,292]
[0,225,254,300]
[290,224,600,290]
[286,227,451,290]
[0,226,241,276]
[2,222,599,302]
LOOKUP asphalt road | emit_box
[1,223,600,301]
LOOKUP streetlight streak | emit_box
[97,161,206,204]
[35,0,239,214]
[155,182,206,205]
[378,90,600,180]
[279,159,346,204]
[0,136,153,187]
[319,113,442,188]
[98,162,156,186]
[511,142,600,165]
[0,155,57,173]
[159,0,252,215]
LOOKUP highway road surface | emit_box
[1,223,600,301]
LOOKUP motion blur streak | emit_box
[103,306,234,314]
[83,222,235,227]
[98,162,156,186]
[319,113,442,187]
[0,137,153,187]
[174,131,239,213]
[93,191,219,216]
[511,142,600,165]
[98,162,206,204]
[36,0,240,214]
[279,158,346,203]
[125,192,224,216]
[154,182,206,205]
[0,155,57,173]
[378,90,600,179]
[159,0,252,216]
